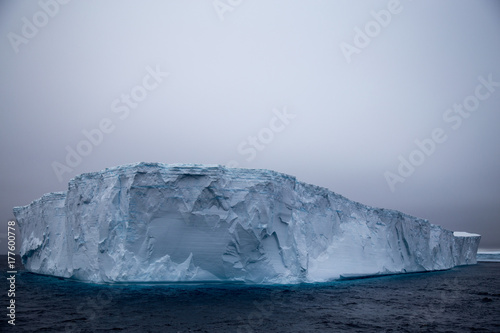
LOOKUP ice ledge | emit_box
[454,231,481,237]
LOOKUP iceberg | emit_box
[13,163,481,284]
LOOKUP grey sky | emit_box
[1,0,499,255]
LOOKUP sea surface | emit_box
[1,256,499,332]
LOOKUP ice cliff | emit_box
[13,163,481,284]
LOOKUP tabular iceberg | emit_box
[14,163,481,284]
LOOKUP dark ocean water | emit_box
[1,256,499,333]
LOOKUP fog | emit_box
[1,0,499,254]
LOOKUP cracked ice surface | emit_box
[13,163,481,283]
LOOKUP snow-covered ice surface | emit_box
[13,163,481,284]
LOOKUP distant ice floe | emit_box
[477,251,500,262]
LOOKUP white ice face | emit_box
[14,163,481,284]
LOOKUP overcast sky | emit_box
[1,0,499,254]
